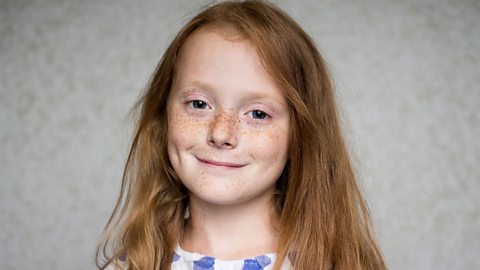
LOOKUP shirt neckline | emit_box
[174,244,277,263]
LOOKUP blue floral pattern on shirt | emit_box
[255,255,272,268]
[173,252,181,262]
[172,248,277,269]
[193,256,215,270]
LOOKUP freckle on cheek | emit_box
[169,108,207,131]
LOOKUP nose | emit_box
[208,110,238,149]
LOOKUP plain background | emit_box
[1,0,479,269]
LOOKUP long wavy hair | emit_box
[96,1,386,269]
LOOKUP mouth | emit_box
[197,157,246,169]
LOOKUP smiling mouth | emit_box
[197,158,246,168]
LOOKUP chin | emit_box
[189,187,247,206]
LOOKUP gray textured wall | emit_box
[1,0,479,269]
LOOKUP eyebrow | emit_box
[177,80,215,94]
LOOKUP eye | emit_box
[249,110,269,120]
[190,100,209,109]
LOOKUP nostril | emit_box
[208,138,217,145]
[209,138,233,148]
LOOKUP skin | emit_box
[167,28,290,259]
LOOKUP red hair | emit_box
[97,1,386,269]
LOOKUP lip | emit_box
[197,157,246,168]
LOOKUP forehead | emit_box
[178,27,249,65]
[171,28,288,107]
[176,24,266,75]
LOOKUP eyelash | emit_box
[187,99,270,120]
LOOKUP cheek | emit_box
[167,106,208,147]
[248,126,289,166]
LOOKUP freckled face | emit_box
[167,29,289,206]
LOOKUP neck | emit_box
[180,193,279,260]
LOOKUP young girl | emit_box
[97,1,386,269]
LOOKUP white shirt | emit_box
[105,245,290,270]
[172,245,290,270]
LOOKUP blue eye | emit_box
[250,110,268,119]
[191,100,208,109]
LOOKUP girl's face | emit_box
[167,29,289,207]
